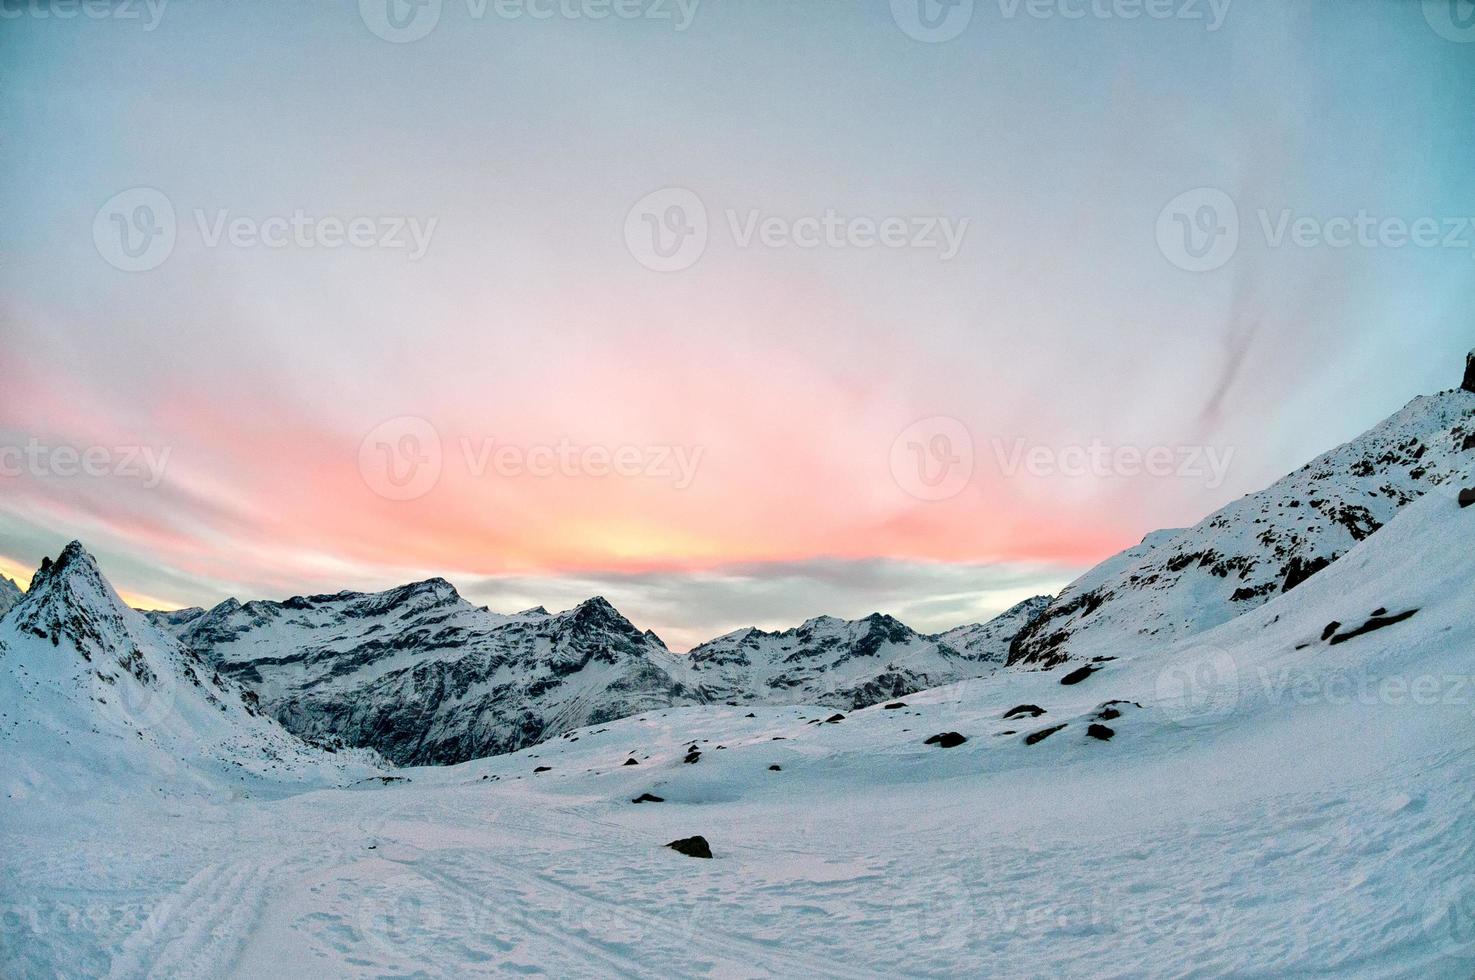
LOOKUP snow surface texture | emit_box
[155,585,1051,766]
[4,491,1474,976]
[1010,383,1475,667]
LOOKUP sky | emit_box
[1,0,1472,649]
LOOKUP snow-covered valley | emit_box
[5,485,1475,976]
[4,359,1475,977]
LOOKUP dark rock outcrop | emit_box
[1059,665,1100,686]
[1024,724,1067,745]
[1327,609,1419,646]
[667,836,713,859]
[923,732,967,748]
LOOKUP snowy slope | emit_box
[162,584,701,766]
[0,543,378,804]
[1009,368,1475,667]
[934,594,1051,660]
[8,489,1473,976]
[0,574,22,618]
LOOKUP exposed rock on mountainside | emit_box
[152,577,1051,765]
[681,599,1049,711]
[161,584,696,766]
[1009,357,1475,667]
[0,543,373,796]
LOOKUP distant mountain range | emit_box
[7,350,1473,770]
[144,580,1050,765]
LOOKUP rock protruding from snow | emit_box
[1464,348,1475,394]
[1009,383,1475,667]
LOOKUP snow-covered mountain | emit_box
[682,596,1051,708]
[0,543,377,801]
[935,594,1052,659]
[154,581,1051,764]
[15,487,1473,976]
[157,583,701,766]
[1008,353,1475,668]
[0,574,22,618]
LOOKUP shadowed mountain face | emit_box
[1009,361,1475,669]
[0,576,22,619]
[154,586,697,766]
[152,584,1051,765]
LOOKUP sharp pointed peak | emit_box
[29,540,109,596]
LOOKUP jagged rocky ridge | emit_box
[1008,353,1475,668]
[0,543,374,796]
[683,596,1052,707]
[150,586,1050,766]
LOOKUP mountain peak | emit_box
[9,540,141,664]
[27,541,112,604]
[1463,348,1475,394]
